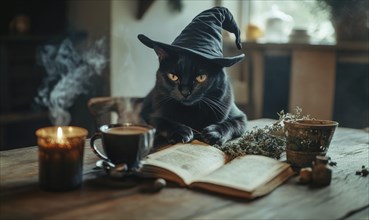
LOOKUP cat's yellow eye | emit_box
[196,74,207,83]
[167,73,179,81]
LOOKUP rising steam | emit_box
[35,38,107,126]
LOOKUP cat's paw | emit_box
[167,125,194,144]
[201,125,227,145]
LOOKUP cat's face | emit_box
[156,51,223,106]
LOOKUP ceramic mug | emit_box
[90,123,155,170]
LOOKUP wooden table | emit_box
[1,119,368,219]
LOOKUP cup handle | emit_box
[90,132,109,161]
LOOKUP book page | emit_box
[193,155,291,192]
[140,142,227,185]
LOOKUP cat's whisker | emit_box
[203,97,226,116]
[156,96,174,106]
[206,96,229,109]
[202,99,223,116]
[201,98,224,120]
[204,96,224,107]
[200,99,217,117]
[207,99,229,115]
[190,128,201,134]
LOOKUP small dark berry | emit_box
[361,169,368,177]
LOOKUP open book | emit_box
[139,141,294,199]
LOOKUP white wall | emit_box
[110,0,217,97]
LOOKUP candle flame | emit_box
[57,127,63,143]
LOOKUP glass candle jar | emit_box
[36,126,88,191]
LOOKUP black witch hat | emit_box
[138,7,244,67]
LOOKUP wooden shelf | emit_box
[223,39,369,128]
[224,40,369,52]
[0,35,56,149]
[0,112,48,125]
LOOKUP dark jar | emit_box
[312,156,332,187]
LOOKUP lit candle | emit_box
[36,126,88,191]
[57,127,64,145]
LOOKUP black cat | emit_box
[140,49,247,147]
[138,7,247,147]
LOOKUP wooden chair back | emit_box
[87,96,144,128]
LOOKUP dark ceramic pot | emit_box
[284,119,338,168]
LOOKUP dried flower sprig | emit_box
[215,107,311,159]
[276,106,311,124]
[216,125,286,159]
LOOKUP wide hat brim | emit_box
[138,34,244,67]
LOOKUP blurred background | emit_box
[0,0,368,149]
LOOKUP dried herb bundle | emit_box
[215,107,311,159]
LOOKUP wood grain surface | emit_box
[1,119,368,219]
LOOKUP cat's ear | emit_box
[153,45,169,62]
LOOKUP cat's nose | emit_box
[180,89,191,98]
